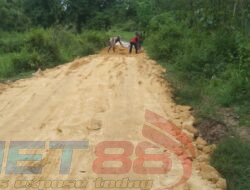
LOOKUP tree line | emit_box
[1,0,249,33]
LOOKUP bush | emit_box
[0,0,30,32]
[211,138,250,190]
[8,29,63,72]
[12,50,33,72]
[86,12,111,30]
[145,13,186,61]
[146,14,250,111]
[0,32,26,54]
[26,29,62,69]
[173,30,243,79]
[0,54,15,78]
[81,31,108,49]
[50,29,108,60]
[0,28,108,79]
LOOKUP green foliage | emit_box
[211,138,250,190]
[0,32,26,53]
[0,0,249,33]
[146,13,186,60]
[26,29,62,69]
[0,54,15,78]
[0,0,30,31]
[145,13,250,112]
[0,28,108,80]
[81,31,108,50]
[21,0,64,28]
[12,50,34,72]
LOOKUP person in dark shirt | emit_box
[129,34,140,54]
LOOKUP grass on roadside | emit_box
[0,28,109,81]
[211,137,250,190]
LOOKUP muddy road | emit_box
[0,48,226,190]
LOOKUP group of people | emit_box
[108,32,144,54]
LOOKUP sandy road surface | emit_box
[0,48,226,190]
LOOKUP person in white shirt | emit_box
[108,36,123,52]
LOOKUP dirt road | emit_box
[0,48,226,190]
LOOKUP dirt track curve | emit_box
[0,47,226,190]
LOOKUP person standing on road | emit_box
[108,36,123,53]
[129,33,140,54]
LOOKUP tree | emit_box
[21,0,64,28]
[0,0,30,31]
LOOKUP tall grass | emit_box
[0,54,15,79]
[211,137,250,190]
[0,28,108,80]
